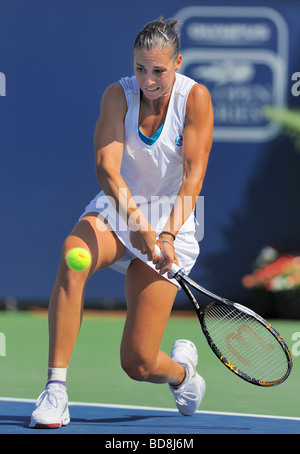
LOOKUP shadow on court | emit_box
[0,399,299,434]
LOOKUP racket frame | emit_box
[172,268,293,387]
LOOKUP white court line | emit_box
[0,397,299,422]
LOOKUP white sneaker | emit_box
[169,339,206,416]
[30,383,70,429]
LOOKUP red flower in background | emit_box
[242,247,300,292]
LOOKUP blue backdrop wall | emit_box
[1,0,300,305]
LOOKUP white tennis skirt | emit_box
[80,191,200,288]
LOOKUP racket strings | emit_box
[203,304,288,383]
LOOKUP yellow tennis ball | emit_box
[66,247,91,271]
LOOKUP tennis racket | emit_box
[154,246,293,387]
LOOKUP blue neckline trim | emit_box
[138,123,164,146]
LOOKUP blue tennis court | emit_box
[1,398,299,434]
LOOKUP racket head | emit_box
[199,300,293,386]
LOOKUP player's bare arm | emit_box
[166,83,213,235]
[156,84,213,275]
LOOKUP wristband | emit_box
[157,238,175,249]
[159,231,176,241]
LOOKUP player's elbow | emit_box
[97,165,111,184]
[96,164,119,188]
[182,172,204,197]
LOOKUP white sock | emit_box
[47,367,68,387]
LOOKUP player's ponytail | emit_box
[134,17,181,60]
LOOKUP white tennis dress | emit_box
[81,73,200,286]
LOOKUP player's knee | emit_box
[121,355,155,382]
[57,242,91,291]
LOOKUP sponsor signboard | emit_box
[175,6,289,142]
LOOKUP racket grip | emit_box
[154,245,179,275]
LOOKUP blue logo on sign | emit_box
[175,135,183,146]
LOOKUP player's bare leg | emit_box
[48,213,125,368]
[31,213,126,428]
[121,258,185,386]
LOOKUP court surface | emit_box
[1,398,300,434]
[1,311,299,435]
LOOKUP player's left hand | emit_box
[153,240,178,277]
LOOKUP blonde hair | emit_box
[134,17,181,60]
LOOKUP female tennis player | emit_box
[30,17,213,428]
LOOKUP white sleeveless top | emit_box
[120,73,195,202]
[82,73,200,279]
